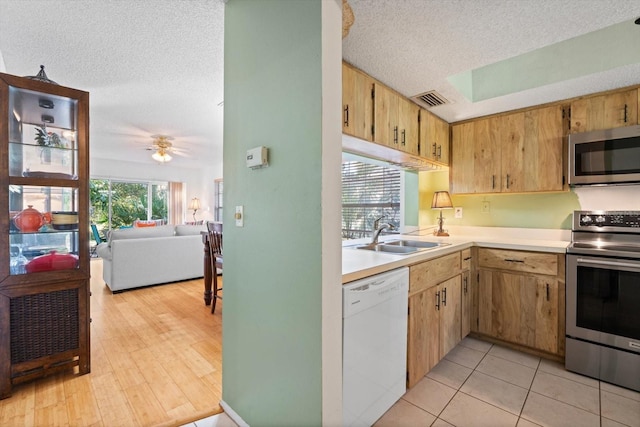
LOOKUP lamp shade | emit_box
[188,198,201,211]
[152,150,172,163]
[431,191,453,209]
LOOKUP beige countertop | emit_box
[342,228,570,284]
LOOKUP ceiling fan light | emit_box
[152,151,172,163]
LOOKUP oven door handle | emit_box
[577,257,640,272]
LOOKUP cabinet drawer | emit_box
[478,248,557,276]
[461,248,472,270]
[409,252,461,294]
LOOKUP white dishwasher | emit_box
[343,267,409,427]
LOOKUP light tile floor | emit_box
[375,337,640,427]
[183,337,640,427]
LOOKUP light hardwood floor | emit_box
[0,259,223,427]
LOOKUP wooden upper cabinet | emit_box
[420,109,450,164]
[451,106,565,195]
[342,63,373,141]
[398,97,420,155]
[570,89,639,133]
[523,105,565,192]
[450,122,476,194]
[473,118,500,193]
[374,83,419,154]
[342,62,443,163]
[373,83,396,147]
[496,113,525,193]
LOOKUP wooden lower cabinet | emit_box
[439,276,462,358]
[476,248,565,356]
[460,248,472,338]
[407,252,468,388]
[461,270,471,338]
[407,274,462,388]
[408,285,439,388]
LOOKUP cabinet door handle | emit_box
[344,105,349,126]
[492,175,495,189]
[437,144,442,159]
[546,283,550,301]
[442,287,447,306]
[393,126,398,144]
[463,277,468,294]
[435,291,440,311]
[624,104,628,123]
[506,174,510,189]
[432,143,437,157]
[401,129,406,146]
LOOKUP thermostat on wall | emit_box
[246,146,268,169]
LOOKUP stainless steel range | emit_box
[566,210,640,392]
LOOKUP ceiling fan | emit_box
[146,135,188,163]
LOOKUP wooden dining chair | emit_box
[206,222,223,314]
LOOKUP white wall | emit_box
[90,156,222,223]
[573,185,640,211]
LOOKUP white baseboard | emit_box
[220,400,250,427]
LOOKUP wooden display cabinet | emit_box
[0,72,90,399]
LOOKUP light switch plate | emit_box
[454,207,463,218]
[235,205,244,227]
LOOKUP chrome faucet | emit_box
[371,216,393,244]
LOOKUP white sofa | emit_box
[96,224,206,292]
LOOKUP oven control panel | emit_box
[574,210,640,231]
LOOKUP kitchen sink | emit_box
[385,240,442,249]
[356,243,419,254]
[354,240,450,255]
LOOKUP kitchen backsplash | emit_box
[418,170,640,230]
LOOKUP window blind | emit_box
[342,161,400,240]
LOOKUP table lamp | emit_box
[431,191,453,236]
[188,197,201,222]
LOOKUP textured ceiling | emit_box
[0,0,224,169]
[1,1,639,170]
[343,0,640,123]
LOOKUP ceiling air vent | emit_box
[411,90,449,109]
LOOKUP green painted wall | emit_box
[223,1,323,425]
[449,18,640,102]
[419,171,580,229]
[404,171,419,228]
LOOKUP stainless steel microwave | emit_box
[569,125,640,185]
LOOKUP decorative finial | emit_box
[25,65,58,85]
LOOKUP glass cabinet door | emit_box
[6,84,82,277]
[9,186,80,274]
[8,86,78,179]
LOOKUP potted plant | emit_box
[35,124,64,164]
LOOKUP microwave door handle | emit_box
[577,258,640,272]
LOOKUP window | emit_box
[342,160,401,240]
[90,179,169,232]
[214,179,223,222]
